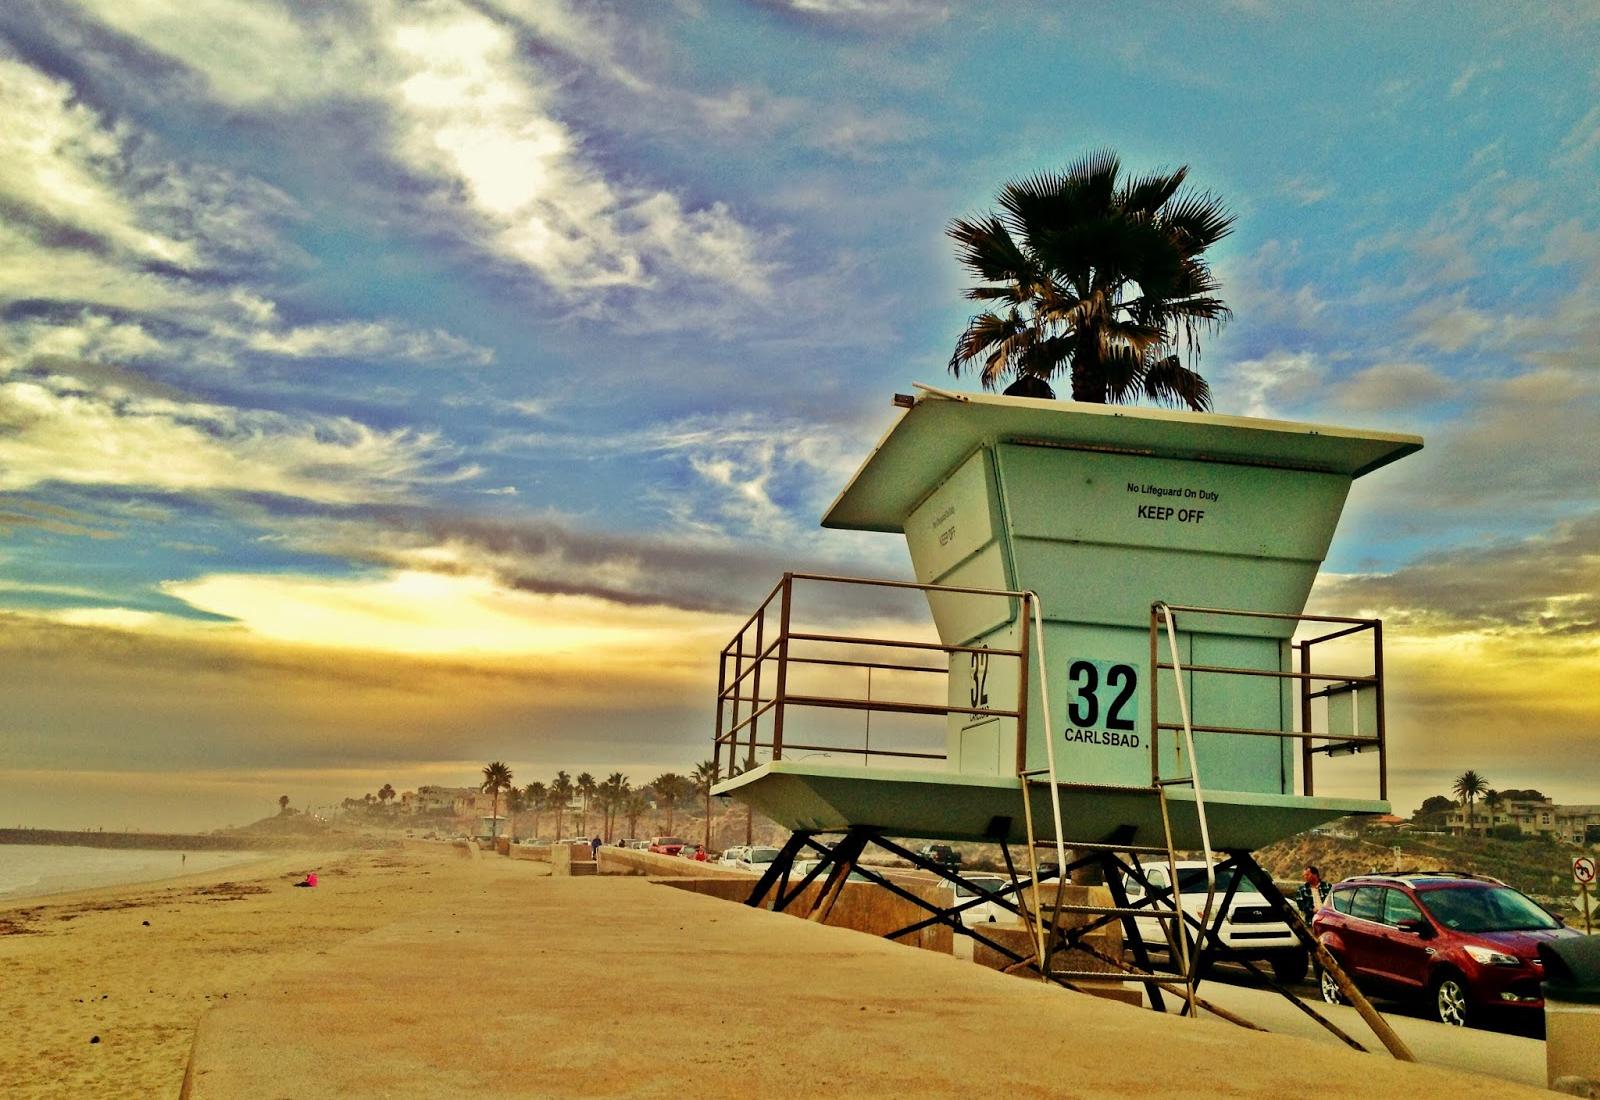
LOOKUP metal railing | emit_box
[1146,603,1388,800]
[713,572,1033,780]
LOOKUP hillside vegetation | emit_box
[1257,820,1593,916]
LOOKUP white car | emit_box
[791,858,872,884]
[949,874,1012,926]
[719,845,749,867]
[733,846,782,873]
[1123,861,1308,982]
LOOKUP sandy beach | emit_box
[0,842,522,1098]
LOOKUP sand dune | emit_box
[0,843,520,1098]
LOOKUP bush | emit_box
[1491,824,1525,841]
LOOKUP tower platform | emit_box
[714,760,1383,852]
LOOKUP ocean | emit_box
[0,843,264,902]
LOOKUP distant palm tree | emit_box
[576,773,597,836]
[377,783,395,808]
[1482,789,1503,835]
[278,794,290,814]
[651,772,689,834]
[1453,770,1489,837]
[692,760,720,850]
[623,789,650,839]
[549,771,575,838]
[598,772,628,840]
[504,787,526,840]
[481,761,513,839]
[948,149,1232,407]
[524,781,547,840]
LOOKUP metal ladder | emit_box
[1014,597,1217,1015]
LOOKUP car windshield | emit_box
[1418,885,1560,932]
[1173,868,1261,895]
[955,878,1006,898]
[657,837,685,846]
[748,848,779,863]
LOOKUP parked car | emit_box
[917,843,962,871]
[791,858,872,884]
[1313,871,1582,1027]
[733,846,781,874]
[719,845,748,867]
[1123,861,1308,983]
[648,836,688,855]
[949,874,1011,926]
[625,839,650,850]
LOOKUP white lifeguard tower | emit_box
[710,388,1421,1050]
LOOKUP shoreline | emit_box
[0,825,371,853]
[0,850,314,911]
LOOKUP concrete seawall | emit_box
[597,847,952,953]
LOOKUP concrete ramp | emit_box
[182,875,1541,1099]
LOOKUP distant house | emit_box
[1446,797,1600,843]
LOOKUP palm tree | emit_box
[692,759,720,850]
[598,772,628,840]
[1482,789,1503,836]
[504,787,526,841]
[549,771,575,838]
[377,783,395,808]
[651,773,688,834]
[576,773,597,836]
[524,781,547,840]
[480,761,513,839]
[278,794,290,815]
[623,789,650,839]
[1453,770,1489,837]
[948,149,1233,408]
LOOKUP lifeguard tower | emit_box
[711,388,1421,1048]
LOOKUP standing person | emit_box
[1296,865,1327,922]
[692,843,708,862]
[589,835,602,862]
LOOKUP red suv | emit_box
[1313,871,1581,1027]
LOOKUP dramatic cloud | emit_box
[80,0,778,300]
[0,367,476,504]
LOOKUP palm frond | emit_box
[1117,166,1187,215]
[1142,354,1213,411]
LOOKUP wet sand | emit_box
[0,842,513,1098]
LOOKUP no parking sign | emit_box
[1576,856,1597,885]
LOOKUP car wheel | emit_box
[1318,961,1345,1005]
[1271,948,1310,985]
[1433,973,1472,1027]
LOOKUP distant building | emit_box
[411,786,473,815]
[1446,797,1600,843]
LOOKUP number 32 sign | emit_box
[1064,659,1141,748]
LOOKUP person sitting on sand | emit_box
[293,872,318,888]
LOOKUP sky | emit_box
[0,0,1596,831]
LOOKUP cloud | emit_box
[492,411,876,543]
[1553,104,1600,169]
[769,0,950,22]
[1309,512,1600,806]
[0,50,491,379]
[1328,362,1454,413]
[0,367,477,504]
[81,0,779,301]
[1206,350,1327,419]
[1315,511,1600,639]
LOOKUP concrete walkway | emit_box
[182,865,1551,1099]
[1193,981,1546,1088]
